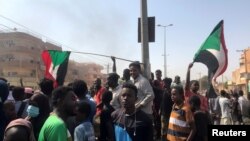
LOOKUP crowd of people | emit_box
[1,61,250,141]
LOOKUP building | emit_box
[231,47,250,95]
[0,31,105,88]
[65,60,106,86]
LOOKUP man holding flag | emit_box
[185,62,208,112]
[185,20,228,112]
[193,20,228,97]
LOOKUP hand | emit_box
[111,56,116,62]
[188,62,194,69]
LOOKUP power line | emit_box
[0,14,65,48]
[0,15,136,65]
[1,16,104,63]
[0,23,14,31]
[0,15,31,31]
[72,51,135,63]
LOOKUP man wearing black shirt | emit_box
[112,83,153,141]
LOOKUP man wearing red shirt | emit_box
[185,63,208,112]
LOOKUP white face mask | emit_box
[26,105,40,117]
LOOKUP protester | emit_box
[72,79,96,122]
[112,83,153,141]
[129,61,154,118]
[3,101,17,125]
[171,75,183,88]
[185,63,208,112]
[38,86,77,141]
[238,90,248,124]
[152,69,164,140]
[189,95,210,141]
[99,91,115,141]
[66,79,96,140]
[118,68,132,85]
[12,86,28,118]
[38,78,54,109]
[26,92,50,140]
[4,118,36,141]
[167,85,196,141]
[219,90,232,125]
[93,78,106,115]
[242,93,250,124]
[74,100,95,141]
[107,73,122,110]
[160,77,173,140]
[0,80,10,141]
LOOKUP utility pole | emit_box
[140,0,150,79]
[163,26,166,77]
[157,24,173,78]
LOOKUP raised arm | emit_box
[185,62,194,91]
[111,56,116,73]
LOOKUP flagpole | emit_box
[71,51,137,63]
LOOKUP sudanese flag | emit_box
[193,20,228,97]
[41,50,71,87]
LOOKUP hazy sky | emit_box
[1,0,250,82]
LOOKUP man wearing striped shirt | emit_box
[167,85,196,141]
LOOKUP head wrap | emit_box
[4,118,36,141]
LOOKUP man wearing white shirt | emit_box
[219,90,232,125]
[238,90,249,124]
[129,61,155,118]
